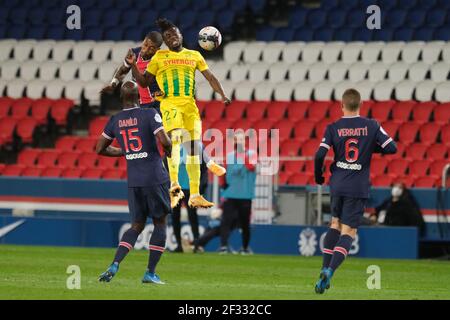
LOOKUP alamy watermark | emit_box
[66,265,81,289]
[366,265,381,290]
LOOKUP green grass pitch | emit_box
[0,244,449,300]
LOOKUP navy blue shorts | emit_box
[330,196,367,229]
[128,182,171,224]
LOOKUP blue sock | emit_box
[322,228,341,269]
[147,224,167,273]
[113,228,140,264]
[328,234,353,272]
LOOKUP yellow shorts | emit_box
[160,99,202,141]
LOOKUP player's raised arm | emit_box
[127,50,156,88]
[314,125,332,185]
[374,124,397,154]
[201,69,231,106]
[100,52,132,94]
[95,135,123,157]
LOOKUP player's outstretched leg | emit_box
[142,217,167,285]
[99,225,142,282]
[167,130,184,208]
[199,141,226,177]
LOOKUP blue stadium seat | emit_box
[438,0,450,9]
[372,28,394,41]
[413,28,435,41]
[274,27,295,42]
[78,0,98,9]
[192,0,210,11]
[104,27,124,41]
[353,28,372,41]
[377,0,397,10]
[0,8,9,23]
[6,24,27,39]
[140,11,158,26]
[0,25,6,39]
[416,0,437,9]
[358,0,379,8]
[334,27,354,41]
[347,10,366,28]
[173,0,192,11]
[314,28,334,41]
[393,28,414,41]
[154,0,172,11]
[216,10,235,31]
[212,0,229,11]
[294,28,313,41]
[434,27,450,41]
[121,10,140,27]
[46,26,65,40]
[46,8,66,26]
[159,10,179,24]
[2,0,21,8]
[289,9,307,29]
[249,0,266,13]
[8,7,28,25]
[230,0,247,12]
[196,11,216,27]
[425,9,447,27]
[83,27,103,40]
[256,26,276,41]
[178,10,197,30]
[102,9,121,28]
[328,10,347,28]
[134,0,154,10]
[183,27,199,50]
[396,0,416,9]
[66,29,84,41]
[321,0,339,10]
[338,0,358,10]
[384,9,407,28]
[96,0,115,10]
[405,10,426,28]
[29,8,46,25]
[306,9,327,29]
[83,9,102,27]
[26,26,47,39]
[123,27,144,42]
[115,0,134,10]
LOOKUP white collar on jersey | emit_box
[123,105,140,111]
[342,115,360,118]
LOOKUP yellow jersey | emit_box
[146,48,208,102]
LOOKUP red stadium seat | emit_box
[371,158,389,175]
[37,150,61,167]
[387,158,410,175]
[288,172,312,185]
[61,167,84,178]
[41,166,64,178]
[22,166,44,177]
[328,101,343,121]
[78,152,98,168]
[273,119,295,141]
[0,164,5,174]
[17,148,42,166]
[31,98,53,125]
[50,99,74,126]
[441,124,450,147]
[301,139,320,157]
[283,160,305,174]
[314,118,329,139]
[427,144,448,161]
[224,101,247,121]
[391,101,416,122]
[392,142,406,159]
[0,117,18,144]
[58,151,81,168]
[207,119,234,139]
[75,138,97,153]
[371,175,393,187]
[287,101,309,121]
[303,160,314,173]
[434,103,450,125]
[117,157,127,169]
[398,122,420,144]
[380,121,400,139]
[412,102,436,124]
[246,101,269,120]
[293,120,315,142]
[98,156,118,169]
[360,100,374,117]
[88,116,110,136]
[419,123,441,143]
[2,164,25,176]
[102,169,126,180]
[55,136,80,151]
[430,159,449,176]
[404,143,428,160]
[10,98,33,120]
[280,139,301,156]
[395,175,416,188]
[278,172,290,185]
[16,117,38,143]
[233,119,255,131]
[0,97,14,118]
[414,176,437,188]
[409,160,431,176]
[253,119,274,132]
[204,101,225,122]
[196,101,208,116]
[371,101,395,122]
[266,101,288,121]
[81,168,104,179]
[308,101,329,121]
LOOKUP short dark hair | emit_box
[342,88,361,112]
[155,18,177,33]
[145,31,163,47]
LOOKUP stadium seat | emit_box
[380,121,400,140]
[280,140,301,157]
[409,159,431,176]
[405,143,428,160]
[273,119,295,141]
[395,80,415,101]
[58,151,81,168]
[40,167,64,178]
[204,101,225,122]
[314,119,329,139]
[0,118,17,144]
[391,101,416,122]
[426,144,448,161]
[266,102,288,121]
[307,101,329,121]
[371,101,395,122]
[419,123,441,143]
[287,101,309,121]
[97,156,118,169]
[300,139,320,157]
[61,167,84,179]
[55,136,80,151]
[75,138,97,153]
[17,148,42,166]
[293,120,315,142]
[392,142,407,159]
[224,101,247,121]
[246,101,269,120]
[288,172,312,186]
[430,159,449,176]
[50,99,74,126]
[31,98,53,125]
[88,116,110,136]
[371,175,394,187]
[37,150,61,167]
[433,103,450,125]
[283,160,305,174]
[412,102,436,124]
[2,164,25,176]
[371,158,389,175]
[22,166,44,177]
[102,169,125,180]
[16,117,38,143]
[233,119,255,132]
[387,159,410,175]
[414,176,437,188]
[78,152,98,168]
[415,81,436,102]
[398,122,420,144]
[82,168,104,179]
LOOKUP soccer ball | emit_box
[198,26,222,51]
